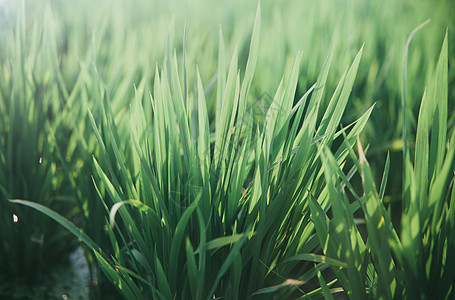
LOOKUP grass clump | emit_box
[13,6,373,298]
[1,0,454,299]
[0,1,76,291]
[310,31,454,299]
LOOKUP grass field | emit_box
[1,0,454,299]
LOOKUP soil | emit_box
[0,245,91,300]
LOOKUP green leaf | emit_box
[185,238,198,300]
[205,233,247,251]
[206,227,250,299]
[283,253,348,268]
[253,279,305,295]
[168,198,199,291]
[109,199,161,230]
[10,199,99,250]
[239,1,261,115]
[428,30,448,181]
[317,45,364,144]
[155,255,173,300]
[316,266,335,300]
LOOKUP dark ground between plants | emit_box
[0,244,89,300]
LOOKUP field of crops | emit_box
[1,0,454,299]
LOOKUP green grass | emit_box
[309,31,453,299]
[1,0,454,299]
[0,0,77,292]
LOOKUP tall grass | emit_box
[0,2,122,298]
[2,0,454,299]
[12,5,374,298]
[0,1,77,292]
[309,31,454,299]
